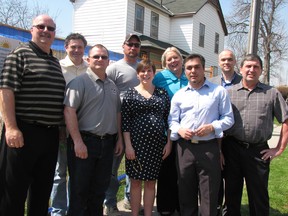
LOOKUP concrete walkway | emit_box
[109,125,282,216]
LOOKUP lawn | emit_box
[118,150,288,216]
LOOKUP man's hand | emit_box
[195,124,214,137]
[74,141,88,159]
[178,128,195,140]
[6,127,24,148]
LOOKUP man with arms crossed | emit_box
[223,54,288,216]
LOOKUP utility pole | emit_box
[247,0,261,54]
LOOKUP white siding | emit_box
[128,1,170,42]
[72,0,128,53]
[192,3,225,69]
[169,17,193,53]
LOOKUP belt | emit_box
[181,138,217,144]
[228,137,267,149]
[80,131,116,140]
[20,119,59,129]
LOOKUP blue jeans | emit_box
[50,144,68,216]
[104,145,130,207]
[67,133,115,216]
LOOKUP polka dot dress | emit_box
[122,87,170,180]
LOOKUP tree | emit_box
[0,0,59,30]
[224,0,288,84]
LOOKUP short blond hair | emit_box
[161,47,183,68]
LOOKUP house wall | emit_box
[128,0,170,42]
[169,16,193,53]
[192,3,225,73]
[72,0,129,53]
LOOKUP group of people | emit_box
[0,14,287,216]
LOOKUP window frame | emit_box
[150,11,159,39]
[134,4,144,33]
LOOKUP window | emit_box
[135,4,144,33]
[150,12,159,39]
[199,23,205,47]
[214,33,219,54]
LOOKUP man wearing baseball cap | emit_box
[104,33,141,216]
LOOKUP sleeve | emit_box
[0,48,25,92]
[211,87,235,138]
[121,89,133,132]
[168,92,181,141]
[63,78,84,110]
[274,88,288,123]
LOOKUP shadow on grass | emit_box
[241,204,288,216]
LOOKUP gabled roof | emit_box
[141,0,228,35]
[139,35,189,56]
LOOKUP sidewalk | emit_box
[110,125,282,216]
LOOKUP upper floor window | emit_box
[135,4,144,33]
[214,33,219,54]
[199,23,205,47]
[150,12,159,39]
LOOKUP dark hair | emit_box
[88,44,110,57]
[64,33,87,47]
[136,59,156,74]
[184,53,205,68]
[240,54,263,69]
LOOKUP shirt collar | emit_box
[237,81,264,91]
[63,55,88,68]
[185,78,210,91]
[164,69,186,81]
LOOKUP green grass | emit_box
[118,150,288,215]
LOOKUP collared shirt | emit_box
[226,82,288,143]
[220,72,242,89]
[0,41,65,125]
[64,68,121,135]
[208,72,242,89]
[153,69,188,99]
[169,79,234,141]
[60,55,88,84]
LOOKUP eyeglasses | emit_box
[131,158,142,173]
[33,24,56,32]
[125,42,141,48]
[90,55,109,60]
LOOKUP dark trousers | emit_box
[0,120,59,216]
[156,142,180,213]
[222,137,270,216]
[67,133,115,216]
[176,139,221,216]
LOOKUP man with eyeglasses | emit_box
[0,15,66,215]
[104,34,141,216]
[64,44,123,216]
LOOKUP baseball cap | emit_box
[124,33,141,44]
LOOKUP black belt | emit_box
[80,131,116,140]
[228,136,267,149]
[19,119,59,129]
[180,138,217,144]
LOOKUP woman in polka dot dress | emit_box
[122,59,171,216]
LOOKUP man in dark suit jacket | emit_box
[209,50,242,87]
[209,49,242,216]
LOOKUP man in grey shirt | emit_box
[104,34,141,215]
[64,44,123,216]
[222,54,288,216]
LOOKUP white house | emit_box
[69,0,227,73]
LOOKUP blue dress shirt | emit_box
[168,79,234,141]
